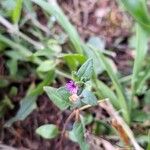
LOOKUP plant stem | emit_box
[0,15,44,49]
[79,99,108,111]
[56,69,72,79]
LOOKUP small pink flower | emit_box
[66,80,78,94]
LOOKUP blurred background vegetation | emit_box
[0,0,150,149]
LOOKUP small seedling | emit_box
[36,58,105,150]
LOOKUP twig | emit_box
[0,16,44,49]
[59,110,76,146]
[60,99,108,145]
[30,16,51,35]
[99,100,144,150]
[79,98,108,111]
[55,69,72,79]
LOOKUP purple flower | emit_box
[66,80,78,94]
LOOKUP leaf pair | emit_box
[44,59,97,110]
[44,86,71,110]
[69,121,89,150]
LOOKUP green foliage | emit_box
[0,96,14,118]
[12,0,23,24]
[0,0,150,149]
[62,54,86,71]
[132,24,148,94]
[76,59,93,82]
[132,110,150,122]
[90,46,130,123]
[135,66,150,94]
[94,80,119,108]
[144,90,150,105]
[120,0,150,31]
[0,79,9,88]
[71,122,89,150]
[5,71,55,127]
[86,37,106,74]
[44,59,97,110]
[6,59,18,76]
[32,0,83,53]
[5,95,37,127]
[80,89,97,106]
[44,86,71,110]
[36,124,59,139]
[82,113,93,126]
[37,60,56,72]
[0,34,32,58]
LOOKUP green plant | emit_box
[37,59,104,149]
[0,0,150,149]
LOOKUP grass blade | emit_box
[90,45,130,123]
[0,34,32,57]
[12,0,23,24]
[135,65,150,94]
[132,24,148,94]
[94,79,119,109]
[31,0,83,54]
[120,0,150,31]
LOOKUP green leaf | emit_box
[24,0,34,13]
[0,95,14,118]
[36,124,59,139]
[147,137,150,150]
[0,34,32,58]
[72,122,89,150]
[30,71,55,96]
[37,60,56,72]
[132,110,150,122]
[2,0,16,10]
[135,67,150,94]
[144,90,150,105]
[44,86,71,110]
[76,59,93,82]
[6,50,24,60]
[47,39,62,53]
[82,113,93,126]
[57,87,71,104]
[94,80,119,109]
[90,45,130,123]
[0,41,7,53]
[5,71,55,127]
[84,46,104,75]
[86,37,106,74]
[0,79,9,88]
[80,89,97,106]
[34,49,53,57]
[12,0,23,24]
[9,86,18,97]
[132,24,148,94]
[69,130,78,142]
[62,53,86,71]
[120,0,150,31]
[6,59,18,76]
[5,95,37,127]
[32,0,83,53]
